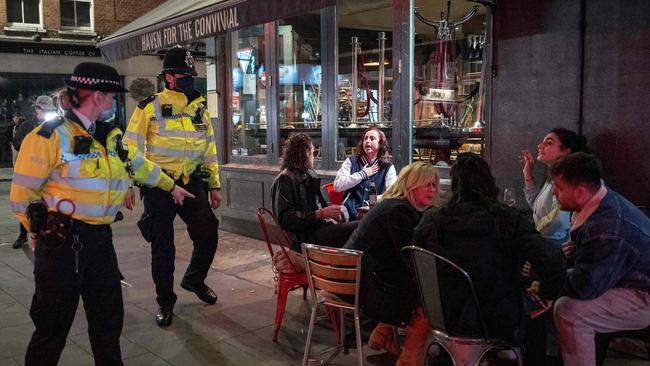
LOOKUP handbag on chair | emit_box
[272,247,306,274]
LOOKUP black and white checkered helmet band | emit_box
[70,75,121,86]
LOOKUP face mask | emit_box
[174,75,194,95]
[99,100,117,122]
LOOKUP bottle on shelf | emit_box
[368,181,377,207]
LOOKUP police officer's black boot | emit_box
[12,235,27,249]
[156,307,173,327]
[13,223,28,249]
[181,282,217,304]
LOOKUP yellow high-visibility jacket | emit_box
[10,113,174,227]
[124,88,220,189]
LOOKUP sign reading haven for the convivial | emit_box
[141,7,239,52]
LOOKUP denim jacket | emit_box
[567,189,650,300]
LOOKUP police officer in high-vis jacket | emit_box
[124,47,222,327]
[10,62,193,365]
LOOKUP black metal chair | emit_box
[402,245,522,366]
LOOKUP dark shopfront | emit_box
[0,41,127,168]
[99,0,650,238]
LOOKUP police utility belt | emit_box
[26,199,123,250]
[163,165,209,183]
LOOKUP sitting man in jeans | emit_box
[550,153,650,366]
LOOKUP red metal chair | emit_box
[256,208,308,341]
[256,208,341,343]
[322,182,345,205]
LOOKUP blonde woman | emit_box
[344,160,439,364]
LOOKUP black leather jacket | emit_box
[270,167,328,251]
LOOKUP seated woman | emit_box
[333,127,397,219]
[521,128,588,246]
[406,153,565,364]
[520,128,587,364]
[343,161,438,365]
[271,133,357,251]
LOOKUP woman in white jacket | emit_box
[333,127,396,219]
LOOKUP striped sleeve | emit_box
[128,146,174,191]
[9,128,58,229]
[203,108,220,189]
[124,104,149,156]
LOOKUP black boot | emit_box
[12,236,27,249]
[181,282,217,304]
[156,307,173,327]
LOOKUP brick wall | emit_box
[0,0,166,37]
[0,1,5,28]
[94,0,167,36]
[43,0,60,36]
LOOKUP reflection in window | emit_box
[413,0,487,164]
[7,0,40,24]
[336,0,393,162]
[230,25,267,158]
[278,13,323,159]
[60,0,92,28]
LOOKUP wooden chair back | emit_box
[302,243,362,308]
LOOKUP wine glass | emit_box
[503,188,516,207]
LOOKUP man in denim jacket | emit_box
[550,153,650,366]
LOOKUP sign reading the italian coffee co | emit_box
[0,41,100,57]
[141,6,239,52]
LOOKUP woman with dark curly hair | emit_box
[334,127,396,219]
[271,133,358,251]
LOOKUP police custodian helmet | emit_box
[64,62,129,93]
[161,46,198,76]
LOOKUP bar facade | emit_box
[99,0,650,238]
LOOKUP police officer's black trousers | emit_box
[141,176,219,309]
[26,222,123,366]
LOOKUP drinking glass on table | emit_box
[503,188,516,207]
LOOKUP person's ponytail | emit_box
[56,87,81,111]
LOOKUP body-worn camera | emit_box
[73,135,93,155]
[193,104,207,125]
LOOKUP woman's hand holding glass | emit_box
[318,205,343,221]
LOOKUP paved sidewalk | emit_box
[0,167,13,182]
[0,180,647,365]
[0,182,380,366]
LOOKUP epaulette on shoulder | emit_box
[36,116,65,138]
[138,95,156,109]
